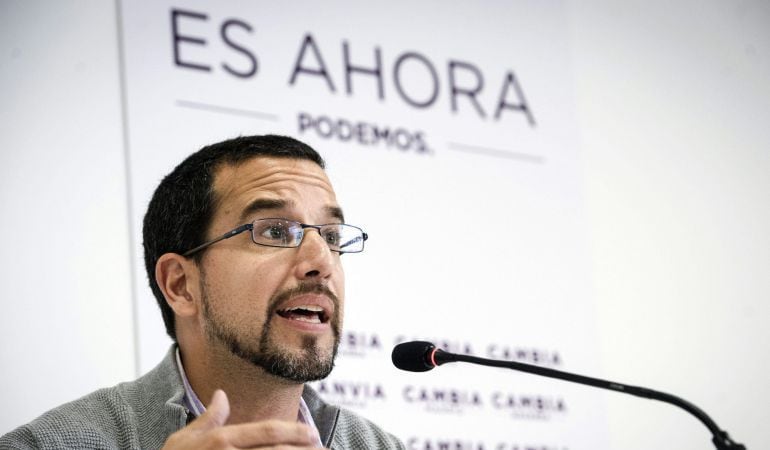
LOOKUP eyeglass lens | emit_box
[251,219,365,253]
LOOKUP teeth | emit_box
[277,305,326,324]
[290,315,321,323]
[287,305,323,312]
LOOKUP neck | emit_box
[178,340,305,424]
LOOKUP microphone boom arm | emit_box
[434,349,745,450]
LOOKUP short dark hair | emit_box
[142,135,326,340]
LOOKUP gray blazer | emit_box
[0,347,404,449]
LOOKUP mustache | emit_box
[266,282,340,318]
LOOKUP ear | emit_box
[155,253,200,319]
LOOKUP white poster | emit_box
[120,1,607,448]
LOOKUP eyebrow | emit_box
[239,198,287,223]
[239,198,346,223]
[326,206,345,223]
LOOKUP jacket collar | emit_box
[134,345,340,447]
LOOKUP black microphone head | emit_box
[392,341,437,372]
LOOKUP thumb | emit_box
[191,389,230,430]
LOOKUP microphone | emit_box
[391,340,448,371]
[392,340,745,450]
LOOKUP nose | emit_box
[293,227,336,280]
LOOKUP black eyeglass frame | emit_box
[182,218,368,257]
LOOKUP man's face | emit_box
[196,156,345,382]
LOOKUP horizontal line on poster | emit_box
[447,142,545,164]
[175,100,279,121]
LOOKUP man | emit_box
[1,135,404,449]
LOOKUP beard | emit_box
[200,277,341,383]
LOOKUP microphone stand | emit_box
[435,350,746,450]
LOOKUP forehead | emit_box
[211,156,338,218]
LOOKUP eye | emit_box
[322,228,341,246]
[263,225,286,240]
[255,220,293,243]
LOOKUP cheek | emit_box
[335,266,346,308]
[332,257,345,285]
[206,256,283,312]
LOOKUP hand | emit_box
[161,389,323,449]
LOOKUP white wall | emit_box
[571,2,770,449]
[0,0,135,431]
[1,1,767,449]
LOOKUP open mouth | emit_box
[276,305,330,324]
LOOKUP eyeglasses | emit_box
[182,218,368,257]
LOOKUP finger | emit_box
[188,389,230,431]
[224,420,319,448]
